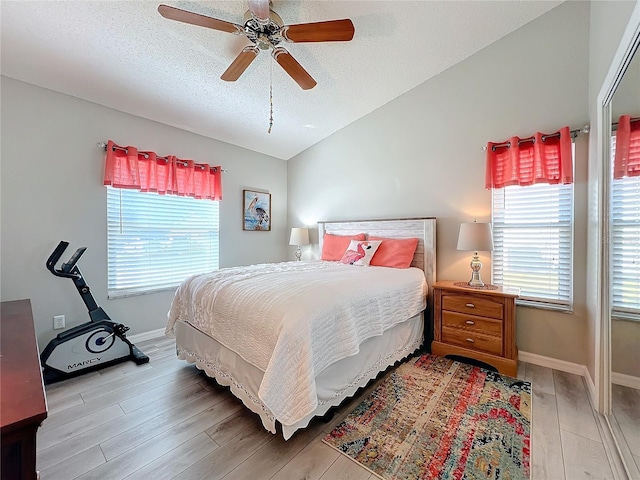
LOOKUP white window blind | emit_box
[492,182,574,309]
[107,187,219,298]
[611,135,640,318]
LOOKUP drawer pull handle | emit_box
[466,303,475,308]
[466,338,475,343]
[465,320,475,325]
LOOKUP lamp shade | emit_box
[457,222,494,252]
[289,227,310,246]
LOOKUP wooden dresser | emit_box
[1,299,48,480]
[431,280,520,377]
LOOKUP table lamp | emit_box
[457,221,494,287]
[289,227,310,261]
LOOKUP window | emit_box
[107,187,219,298]
[492,182,573,310]
[611,135,640,319]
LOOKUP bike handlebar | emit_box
[46,241,85,279]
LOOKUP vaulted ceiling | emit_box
[1,1,562,160]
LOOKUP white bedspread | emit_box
[166,260,427,426]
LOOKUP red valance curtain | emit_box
[103,140,222,200]
[485,126,573,189]
[614,115,640,179]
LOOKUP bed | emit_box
[166,217,436,439]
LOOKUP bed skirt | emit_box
[173,314,424,439]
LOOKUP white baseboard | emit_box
[518,350,597,405]
[611,371,640,390]
[127,328,166,344]
[518,350,585,375]
[584,367,597,409]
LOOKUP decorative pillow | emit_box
[321,233,366,261]
[340,240,382,266]
[369,236,419,268]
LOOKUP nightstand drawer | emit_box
[441,326,502,356]
[442,311,503,337]
[442,294,503,319]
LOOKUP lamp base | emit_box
[468,252,485,287]
[295,246,302,261]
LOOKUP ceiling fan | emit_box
[158,1,355,90]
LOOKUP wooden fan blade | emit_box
[272,47,317,90]
[281,19,354,43]
[221,46,260,82]
[247,0,270,22]
[158,4,243,34]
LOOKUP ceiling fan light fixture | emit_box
[256,34,271,50]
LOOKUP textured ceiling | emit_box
[1,1,562,160]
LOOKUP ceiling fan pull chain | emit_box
[268,55,274,134]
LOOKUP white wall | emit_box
[0,77,288,347]
[288,1,591,364]
[611,45,640,119]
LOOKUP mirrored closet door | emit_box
[603,9,640,477]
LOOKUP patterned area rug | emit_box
[323,354,531,479]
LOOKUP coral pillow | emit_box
[340,240,382,266]
[321,233,366,261]
[369,236,419,268]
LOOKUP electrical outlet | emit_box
[53,315,65,330]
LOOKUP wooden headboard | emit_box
[317,217,437,327]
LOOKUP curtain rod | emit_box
[612,116,640,129]
[481,125,590,152]
[97,142,227,172]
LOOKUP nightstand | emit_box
[431,280,520,377]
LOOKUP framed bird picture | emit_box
[243,189,271,231]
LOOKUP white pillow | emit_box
[340,240,382,266]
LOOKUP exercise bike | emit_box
[40,241,149,385]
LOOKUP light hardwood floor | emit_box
[612,384,640,474]
[37,336,618,480]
